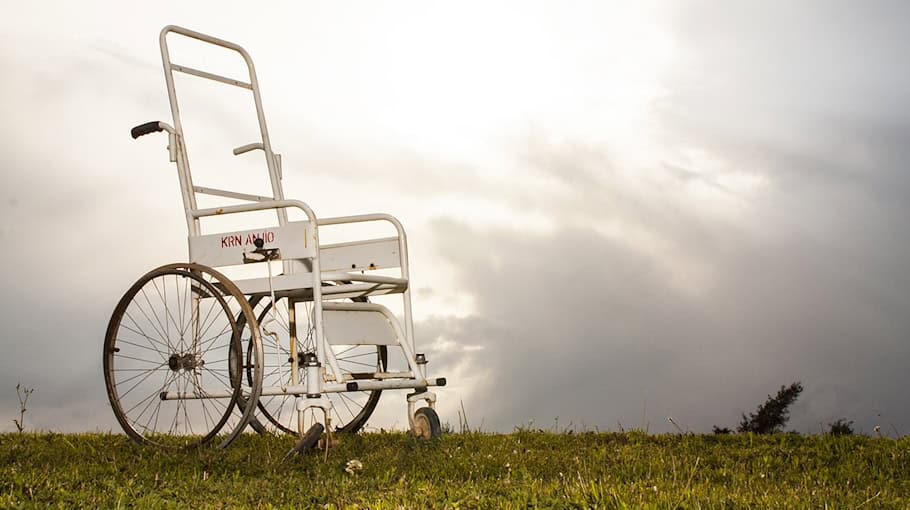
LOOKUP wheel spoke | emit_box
[337,391,357,419]
[113,366,169,386]
[138,287,171,348]
[150,276,180,348]
[122,312,170,353]
[138,370,178,434]
[334,345,359,357]
[115,353,167,366]
[115,337,170,362]
[194,297,222,349]
[339,358,381,369]
[339,350,383,361]
[117,361,169,400]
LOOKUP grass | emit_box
[1,430,908,508]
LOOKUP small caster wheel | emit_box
[288,423,324,457]
[410,407,442,440]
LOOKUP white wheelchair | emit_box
[103,25,446,450]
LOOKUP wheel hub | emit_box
[168,353,203,371]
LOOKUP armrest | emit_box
[317,213,410,280]
[317,213,408,242]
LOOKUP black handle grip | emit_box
[131,121,163,139]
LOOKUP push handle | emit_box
[131,121,164,139]
[233,142,263,155]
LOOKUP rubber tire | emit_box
[293,422,324,456]
[412,407,442,440]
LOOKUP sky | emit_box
[1,1,909,435]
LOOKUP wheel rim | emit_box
[104,264,262,448]
[412,414,432,439]
[247,297,386,434]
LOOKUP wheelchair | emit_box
[103,25,445,449]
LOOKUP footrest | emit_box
[341,377,447,392]
[323,301,405,346]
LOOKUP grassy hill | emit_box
[1,431,908,508]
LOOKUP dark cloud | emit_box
[416,2,910,434]
[422,171,910,434]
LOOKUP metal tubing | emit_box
[159,25,288,235]
[327,378,443,392]
[350,371,414,380]
[158,30,199,236]
[193,186,270,203]
[160,377,444,401]
[191,199,312,219]
[233,142,264,155]
[171,64,252,89]
[289,300,299,387]
[306,361,321,395]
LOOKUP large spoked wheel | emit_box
[103,263,263,448]
[248,296,387,435]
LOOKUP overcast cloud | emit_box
[1,1,908,435]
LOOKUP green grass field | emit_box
[1,431,907,508]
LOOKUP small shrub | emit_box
[828,419,854,436]
[737,382,803,434]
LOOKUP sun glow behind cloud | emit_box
[248,3,692,322]
[345,4,676,166]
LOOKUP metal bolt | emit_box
[303,352,320,367]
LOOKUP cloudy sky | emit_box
[2,1,908,435]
